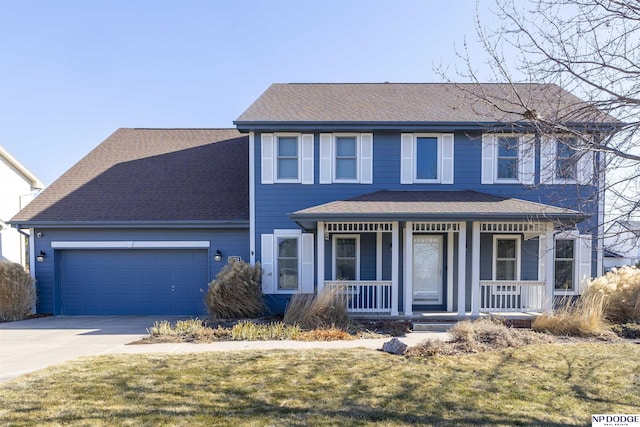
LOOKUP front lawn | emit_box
[1,343,639,426]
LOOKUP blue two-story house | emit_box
[11,83,610,317]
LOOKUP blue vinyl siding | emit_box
[33,228,248,315]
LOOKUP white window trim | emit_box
[413,133,442,184]
[492,235,521,281]
[273,229,302,294]
[332,234,360,280]
[332,134,360,183]
[51,241,210,249]
[274,133,302,184]
[494,134,520,183]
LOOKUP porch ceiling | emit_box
[289,190,585,229]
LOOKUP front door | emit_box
[412,235,443,305]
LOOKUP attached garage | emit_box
[57,248,210,315]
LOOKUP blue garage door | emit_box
[59,249,209,315]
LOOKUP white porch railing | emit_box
[479,281,545,312]
[324,281,393,314]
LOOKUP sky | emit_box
[0,0,508,186]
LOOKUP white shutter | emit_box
[577,150,594,185]
[319,133,333,184]
[519,134,536,185]
[441,133,454,184]
[540,136,555,184]
[261,134,274,184]
[481,134,494,184]
[360,133,373,184]
[577,234,593,293]
[260,234,274,293]
[400,133,413,184]
[301,134,314,185]
[300,233,315,293]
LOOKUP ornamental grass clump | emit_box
[0,261,36,321]
[205,261,265,320]
[587,265,640,323]
[230,321,301,340]
[283,288,350,330]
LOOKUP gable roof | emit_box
[11,129,248,226]
[235,83,615,129]
[619,221,640,237]
[289,190,584,228]
[0,145,45,190]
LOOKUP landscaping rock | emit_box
[382,337,407,355]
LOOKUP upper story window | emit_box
[481,134,535,185]
[496,136,519,180]
[556,139,577,180]
[260,133,314,184]
[277,136,299,180]
[320,133,373,184]
[401,133,454,184]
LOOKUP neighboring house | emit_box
[11,83,614,317]
[604,221,640,270]
[0,145,45,266]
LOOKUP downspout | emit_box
[15,225,36,313]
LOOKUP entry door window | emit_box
[413,235,443,303]
[334,236,359,280]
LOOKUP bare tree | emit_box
[442,0,640,237]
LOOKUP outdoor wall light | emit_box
[36,251,46,262]
[214,250,222,262]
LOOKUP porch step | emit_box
[412,322,457,332]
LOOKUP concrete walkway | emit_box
[0,316,449,382]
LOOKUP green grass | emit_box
[1,343,639,426]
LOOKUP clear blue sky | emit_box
[0,0,505,185]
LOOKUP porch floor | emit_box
[351,311,540,322]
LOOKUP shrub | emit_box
[0,261,36,321]
[205,261,265,319]
[533,266,640,337]
[587,266,640,323]
[230,321,301,340]
[406,318,553,357]
[283,288,350,330]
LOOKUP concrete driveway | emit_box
[0,316,184,382]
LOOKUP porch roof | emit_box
[289,190,584,228]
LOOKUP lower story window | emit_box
[277,237,298,290]
[495,237,519,280]
[334,236,358,280]
[555,239,575,290]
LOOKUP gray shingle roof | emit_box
[11,129,248,224]
[290,190,582,222]
[236,83,613,126]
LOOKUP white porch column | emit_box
[544,223,555,314]
[457,222,467,317]
[447,230,454,312]
[376,231,383,281]
[391,221,399,316]
[317,221,325,294]
[471,221,481,316]
[404,222,413,316]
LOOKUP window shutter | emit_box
[360,133,373,184]
[301,134,314,185]
[400,133,413,184]
[300,233,315,294]
[577,150,594,185]
[539,136,555,184]
[319,133,332,184]
[577,234,593,293]
[441,133,454,184]
[260,234,274,293]
[261,134,274,184]
[481,134,494,184]
[519,134,536,185]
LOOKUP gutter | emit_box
[8,220,250,230]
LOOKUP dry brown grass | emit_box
[589,265,640,323]
[0,261,36,321]
[406,318,554,357]
[204,261,265,319]
[297,327,354,341]
[283,288,350,330]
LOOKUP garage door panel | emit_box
[59,249,209,315]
